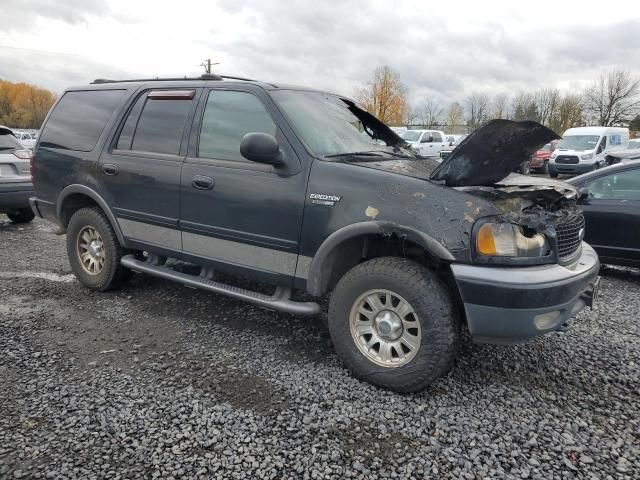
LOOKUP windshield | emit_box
[400,130,423,142]
[270,90,402,157]
[628,139,640,149]
[557,135,600,151]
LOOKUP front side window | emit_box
[39,89,125,151]
[587,169,640,201]
[598,136,607,153]
[198,90,276,161]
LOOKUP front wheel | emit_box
[541,160,549,174]
[328,257,459,392]
[7,208,35,224]
[550,171,559,178]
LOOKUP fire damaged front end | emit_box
[451,176,600,343]
[428,121,600,343]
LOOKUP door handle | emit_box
[102,163,119,176]
[191,175,214,190]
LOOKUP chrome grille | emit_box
[555,214,585,260]
[555,155,579,164]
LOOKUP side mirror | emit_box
[240,132,283,166]
[578,186,590,201]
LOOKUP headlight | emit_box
[550,153,557,160]
[476,223,549,257]
[581,153,594,160]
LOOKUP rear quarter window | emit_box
[39,89,125,151]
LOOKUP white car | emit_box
[399,129,449,157]
[13,131,36,149]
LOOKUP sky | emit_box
[1,0,639,109]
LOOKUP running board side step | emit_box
[121,255,321,316]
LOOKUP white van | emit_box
[548,126,629,177]
[398,129,449,157]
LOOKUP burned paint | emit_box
[430,120,561,187]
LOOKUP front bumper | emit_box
[548,162,596,175]
[0,181,34,211]
[451,242,600,343]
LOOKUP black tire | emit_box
[541,160,549,174]
[550,171,559,178]
[7,208,35,224]
[519,162,531,175]
[66,207,132,291]
[328,257,460,393]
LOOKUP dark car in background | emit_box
[0,126,35,223]
[568,160,640,267]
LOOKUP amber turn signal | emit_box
[476,224,497,255]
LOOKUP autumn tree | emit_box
[0,80,56,129]
[583,69,640,126]
[446,102,465,133]
[466,92,490,130]
[357,66,409,125]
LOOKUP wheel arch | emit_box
[306,221,454,297]
[57,185,126,246]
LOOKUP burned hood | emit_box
[430,119,561,187]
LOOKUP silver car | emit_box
[0,126,35,223]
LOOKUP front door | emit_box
[581,167,640,264]
[179,87,306,286]
[99,88,197,254]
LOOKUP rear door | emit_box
[98,88,198,254]
[179,87,306,285]
[581,167,640,264]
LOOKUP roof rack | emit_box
[91,74,255,84]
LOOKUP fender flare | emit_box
[306,221,454,296]
[57,184,126,246]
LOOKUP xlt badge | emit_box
[309,193,341,206]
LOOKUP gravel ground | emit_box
[1,216,639,479]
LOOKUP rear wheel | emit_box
[7,208,35,224]
[328,257,459,393]
[66,207,132,291]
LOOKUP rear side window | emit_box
[0,133,22,150]
[432,132,443,142]
[198,90,276,162]
[119,90,194,156]
[39,90,125,151]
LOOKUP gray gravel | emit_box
[1,216,639,479]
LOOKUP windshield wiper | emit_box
[324,150,412,159]
[324,151,384,158]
